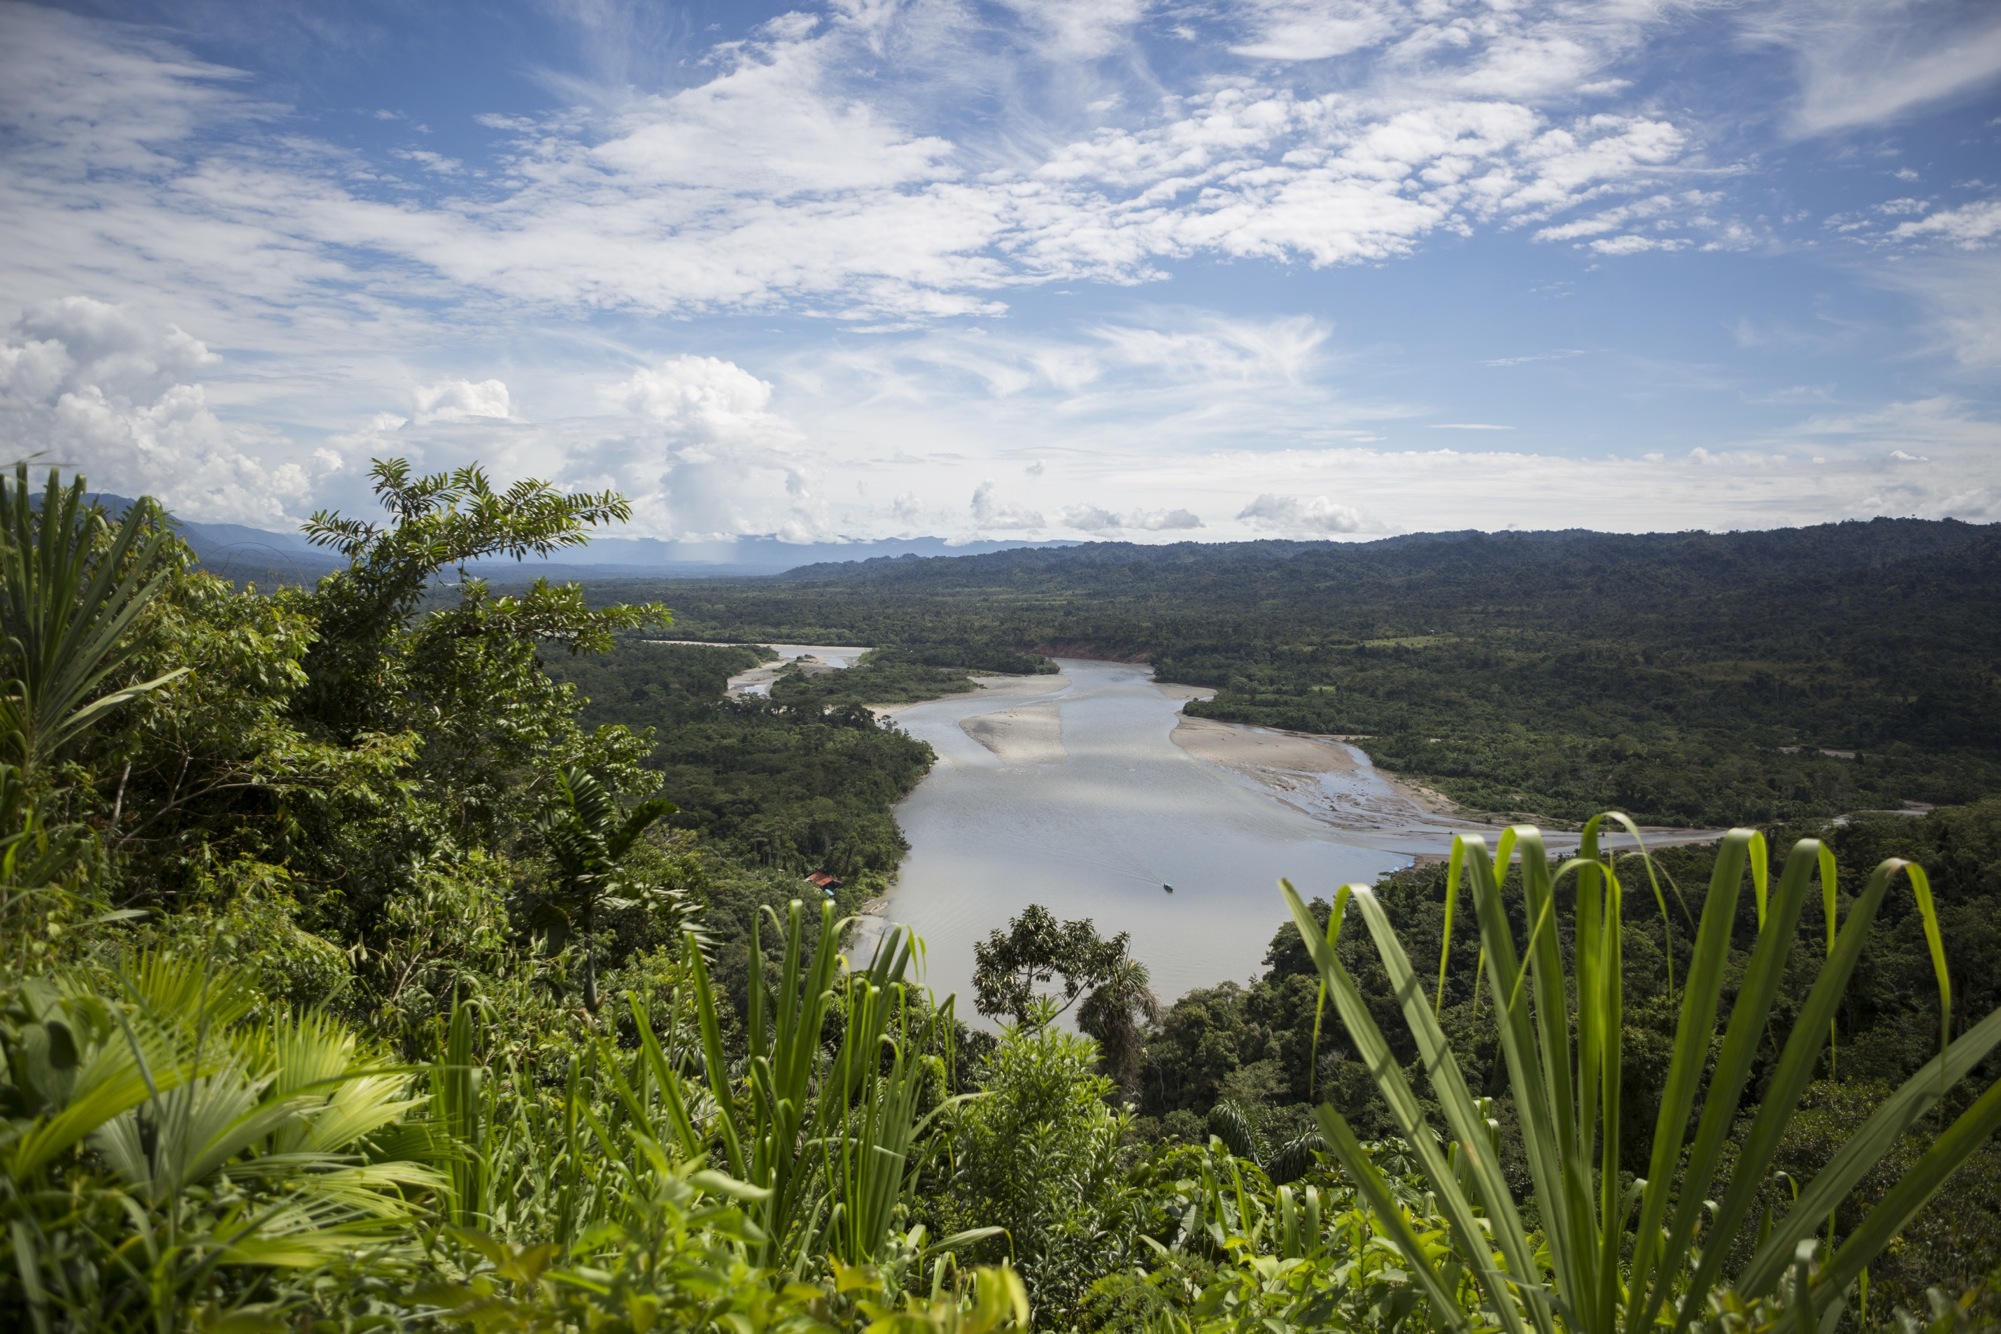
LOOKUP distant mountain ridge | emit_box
[87,495,1079,582]
[778,517,1999,597]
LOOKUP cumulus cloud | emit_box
[1130,508,1202,531]
[413,378,511,423]
[1058,502,1203,533]
[578,355,819,541]
[1059,503,1123,532]
[1237,493,1368,534]
[971,481,1044,530]
[0,297,313,524]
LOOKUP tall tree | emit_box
[295,459,658,743]
[1076,955,1157,1092]
[971,903,1131,1026]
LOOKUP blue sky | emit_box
[1,0,1998,543]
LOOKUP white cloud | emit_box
[971,480,1045,530]
[1130,507,1202,531]
[1091,315,1327,381]
[994,0,1151,60]
[413,378,511,423]
[1589,234,1688,255]
[618,356,777,433]
[1229,0,1399,62]
[1888,200,2001,249]
[1744,0,2001,137]
[1237,492,1369,534]
[1872,249,2001,368]
[0,0,1715,337]
[573,355,819,541]
[0,1,1994,550]
[1057,502,1204,532]
[0,297,313,524]
[1059,503,1123,531]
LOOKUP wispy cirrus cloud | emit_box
[1742,0,2001,137]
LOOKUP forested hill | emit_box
[781,518,1998,623]
[583,518,2001,827]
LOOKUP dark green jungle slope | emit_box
[570,519,2001,827]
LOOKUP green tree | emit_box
[535,765,678,1012]
[939,1004,1136,1321]
[271,460,670,950]
[0,465,185,787]
[295,459,650,742]
[1077,955,1157,1094]
[972,904,1132,1026]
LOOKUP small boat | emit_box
[1163,883,1174,894]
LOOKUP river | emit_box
[666,644,1706,1014]
[877,658,1452,1015]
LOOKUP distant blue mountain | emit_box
[475,534,1079,579]
[95,496,1077,582]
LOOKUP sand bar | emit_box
[872,671,1070,719]
[960,701,1067,765]
[1169,711,1728,852]
[1171,715,1356,774]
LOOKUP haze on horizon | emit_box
[1,0,1998,547]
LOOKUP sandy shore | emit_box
[872,671,1070,720]
[961,701,1067,765]
[1171,714,1357,774]
[1169,713,1731,852]
[1169,714,1474,839]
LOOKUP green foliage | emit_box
[669,898,973,1270]
[546,640,937,877]
[766,649,982,710]
[296,459,658,743]
[0,465,189,955]
[0,464,186,783]
[12,455,1995,1329]
[1288,820,2001,1332]
[1084,1138,1502,1334]
[0,955,438,1330]
[933,1006,1137,1322]
[972,905,1134,1025]
[534,766,680,1012]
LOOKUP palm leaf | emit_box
[0,465,187,775]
